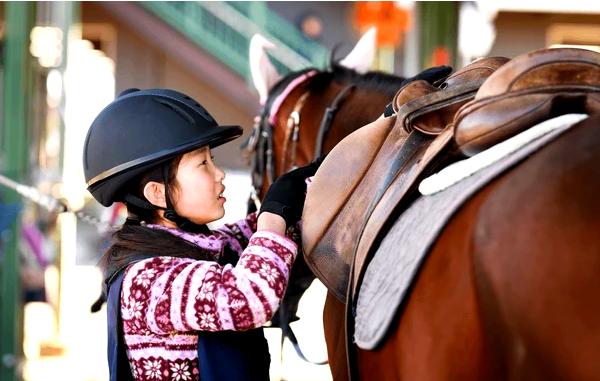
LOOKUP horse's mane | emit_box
[323,62,406,96]
[263,64,405,114]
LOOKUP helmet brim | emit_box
[86,124,243,204]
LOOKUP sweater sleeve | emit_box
[211,212,258,253]
[121,230,297,335]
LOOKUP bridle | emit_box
[242,68,356,211]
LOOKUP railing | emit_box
[141,1,329,81]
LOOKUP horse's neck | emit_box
[319,82,397,148]
[267,77,400,185]
[345,86,395,128]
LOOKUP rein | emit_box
[314,84,356,160]
[243,109,277,213]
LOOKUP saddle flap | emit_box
[347,58,510,300]
[302,115,397,300]
[455,48,600,156]
[351,128,454,297]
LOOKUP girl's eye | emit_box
[199,156,214,166]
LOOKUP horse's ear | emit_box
[339,27,377,74]
[250,34,283,105]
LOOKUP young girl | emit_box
[83,88,319,381]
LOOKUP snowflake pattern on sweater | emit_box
[120,214,298,380]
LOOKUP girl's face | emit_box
[171,146,226,224]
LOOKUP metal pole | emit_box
[53,0,79,348]
[0,2,35,381]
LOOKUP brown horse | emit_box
[307,48,600,381]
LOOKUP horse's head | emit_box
[244,28,407,206]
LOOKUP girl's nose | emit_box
[215,165,225,182]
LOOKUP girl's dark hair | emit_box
[126,155,182,224]
[99,155,213,283]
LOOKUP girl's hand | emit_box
[259,157,324,228]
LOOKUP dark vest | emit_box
[106,251,271,381]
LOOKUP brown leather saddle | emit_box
[302,47,600,380]
[302,56,509,302]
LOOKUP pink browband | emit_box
[267,70,318,125]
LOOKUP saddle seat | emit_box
[455,48,600,156]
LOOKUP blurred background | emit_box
[0,1,599,380]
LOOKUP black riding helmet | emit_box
[83,88,243,208]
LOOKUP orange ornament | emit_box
[355,2,410,47]
[430,46,451,66]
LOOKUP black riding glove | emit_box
[259,157,324,228]
[406,65,453,86]
[383,65,453,117]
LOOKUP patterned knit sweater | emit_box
[120,213,298,380]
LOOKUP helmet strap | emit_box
[123,193,156,211]
[122,193,156,225]
[122,164,210,234]
[124,212,143,226]
[161,164,180,222]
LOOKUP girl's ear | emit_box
[143,181,167,209]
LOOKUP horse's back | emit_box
[473,113,600,380]
[356,181,499,381]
